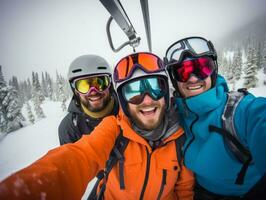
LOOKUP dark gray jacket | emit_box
[58,93,119,145]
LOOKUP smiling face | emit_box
[78,89,111,112]
[127,94,166,131]
[177,75,212,98]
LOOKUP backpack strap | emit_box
[88,127,129,200]
[209,88,252,185]
[175,134,186,167]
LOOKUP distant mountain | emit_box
[216,14,266,51]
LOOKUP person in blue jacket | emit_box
[164,36,266,200]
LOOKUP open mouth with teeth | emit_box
[187,85,203,90]
[185,81,205,90]
[87,94,104,102]
[139,107,158,116]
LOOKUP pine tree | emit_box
[0,65,7,133]
[261,40,266,85]
[26,78,32,100]
[227,56,235,80]
[9,76,24,105]
[26,102,35,124]
[255,44,261,70]
[0,65,6,88]
[0,66,25,133]
[56,72,67,111]
[243,45,258,89]
[218,54,228,78]
[45,72,54,100]
[232,48,243,81]
[32,72,45,119]
[41,72,48,97]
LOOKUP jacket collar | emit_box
[116,109,184,153]
[175,75,229,115]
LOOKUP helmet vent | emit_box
[97,66,107,70]
[72,69,82,73]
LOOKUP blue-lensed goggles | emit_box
[121,76,167,104]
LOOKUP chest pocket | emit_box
[156,140,181,173]
[154,140,182,199]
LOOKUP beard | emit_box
[128,102,166,131]
[80,93,111,112]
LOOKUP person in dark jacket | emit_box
[58,54,119,145]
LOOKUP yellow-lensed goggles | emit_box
[73,75,111,94]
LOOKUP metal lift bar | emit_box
[140,0,152,52]
[100,0,137,40]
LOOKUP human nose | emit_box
[187,74,199,82]
[87,87,98,95]
[141,94,153,104]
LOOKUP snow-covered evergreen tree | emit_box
[45,72,54,100]
[0,65,5,88]
[26,78,32,100]
[9,76,24,105]
[243,45,258,89]
[32,72,45,119]
[41,72,48,98]
[56,72,67,111]
[232,48,243,81]
[0,66,25,133]
[26,102,35,124]
[227,56,236,89]
[0,65,7,134]
[261,40,266,85]
[218,54,228,78]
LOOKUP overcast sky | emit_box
[1,0,266,81]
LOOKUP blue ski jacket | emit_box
[174,75,266,196]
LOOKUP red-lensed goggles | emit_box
[169,56,215,82]
[114,52,165,82]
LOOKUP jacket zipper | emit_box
[156,169,167,200]
[182,99,199,160]
[139,147,151,200]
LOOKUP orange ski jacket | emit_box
[0,112,194,200]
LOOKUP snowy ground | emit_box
[0,99,95,199]
[0,75,266,199]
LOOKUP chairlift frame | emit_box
[99,0,152,52]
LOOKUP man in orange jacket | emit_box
[0,52,194,200]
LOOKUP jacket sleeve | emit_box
[174,161,195,200]
[235,94,266,175]
[0,116,120,200]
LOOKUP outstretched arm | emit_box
[236,95,266,175]
[0,116,119,200]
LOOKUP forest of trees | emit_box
[218,37,266,90]
[0,66,71,137]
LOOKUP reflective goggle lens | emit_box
[122,76,167,104]
[114,53,164,82]
[171,57,214,82]
[166,37,216,64]
[74,75,110,94]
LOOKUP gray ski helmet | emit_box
[68,54,112,83]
